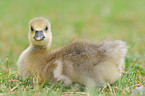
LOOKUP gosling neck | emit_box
[29,43,50,51]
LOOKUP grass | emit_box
[0,0,145,95]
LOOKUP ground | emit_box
[0,0,145,95]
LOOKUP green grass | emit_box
[0,0,145,95]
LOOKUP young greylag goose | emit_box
[17,17,127,89]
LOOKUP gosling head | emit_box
[29,17,52,49]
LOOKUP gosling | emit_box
[17,17,127,89]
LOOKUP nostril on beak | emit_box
[35,31,38,32]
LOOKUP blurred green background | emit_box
[0,0,145,69]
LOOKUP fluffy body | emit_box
[17,17,127,89]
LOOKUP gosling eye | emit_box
[44,26,48,31]
[31,26,34,32]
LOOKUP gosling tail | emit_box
[97,40,127,59]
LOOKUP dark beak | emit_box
[33,30,45,41]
